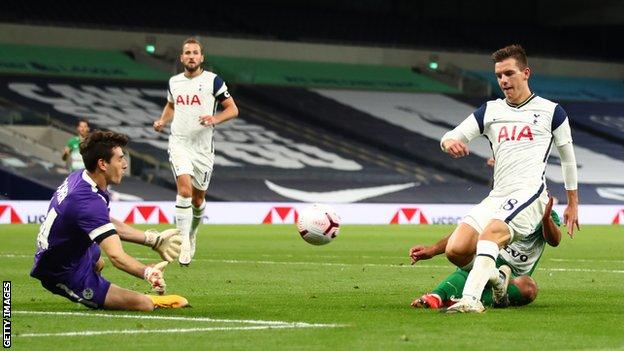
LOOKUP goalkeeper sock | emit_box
[461,240,499,301]
[432,269,468,301]
[175,195,192,239]
[191,201,205,235]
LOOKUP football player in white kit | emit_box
[154,38,239,266]
[440,44,579,313]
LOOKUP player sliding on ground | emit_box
[30,130,188,311]
[440,44,579,313]
[410,195,561,309]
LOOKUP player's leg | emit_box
[445,223,479,269]
[188,147,213,260]
[445,196,498,271]
[448,190,546,313]
[169,138,195,265]
[190,186,206,258]
[446,219,510,313]
[104,284,154,311]
[175,174,193,265]
[103,284,189,310]
[412,269,468,309]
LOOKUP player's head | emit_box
[76,119,90,138]
[80,130,129,185]
[492,44,531,104]
[180,37,204,73]
[510,275,538,306]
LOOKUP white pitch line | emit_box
[543,268,624,274]
[3,253,624,273]
[18,324,328,338]
[550,258,624,264]
[0,253,446,269]
[199,258,448,269]
[14,311,342,328]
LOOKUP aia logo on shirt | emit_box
[263,207,298,224]
[498,125,534,143]
[176,95,201,105]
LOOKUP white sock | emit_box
[175,195,192,239]
[191,201,206,235]
[461,240,499,300]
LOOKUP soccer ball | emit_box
[296,204,340,245]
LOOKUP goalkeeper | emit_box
[30,130,187,310]
[410,195,561,309]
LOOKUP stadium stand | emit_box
[564,101,624,145]
[2,1,623,62]
[0,43,169,81]
[205,55,460,93]
[0,73,492,203]
[470,71,624,102]
[1,8,623,204]
[239,86,624,204]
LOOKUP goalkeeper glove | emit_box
[144,261,168,295]
[145,229,182,262]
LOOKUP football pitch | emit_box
[2,224,623,350]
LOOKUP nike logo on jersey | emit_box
[498,125,534,142]
[264,180,417,203]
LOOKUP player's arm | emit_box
[99,234,148,278]
[99,234,168,293]
[440,105,484,158]
[199,96,239,127]
[153,101,174,132]
[110,217,181,262]
[552,105,580,237]
[62,146,70,161]
[409,234,450,264]
[541,195,562,247]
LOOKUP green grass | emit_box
[1,224,623,350]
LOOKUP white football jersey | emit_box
[499,210,561,276]
[167,70,229,140]
[444,94,573,196]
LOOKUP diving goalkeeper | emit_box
[30,130,188,310]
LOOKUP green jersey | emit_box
[498,210,561,277]
[67,136,85,171]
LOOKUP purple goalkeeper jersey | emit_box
[30,170,117,281]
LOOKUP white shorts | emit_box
[462,185,548,243]
[168,134,214,191]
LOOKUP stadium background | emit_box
[0,1,623,224]
[1,2,624,351]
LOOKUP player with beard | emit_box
[154,38,238,266]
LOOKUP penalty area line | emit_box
[18,324,337,338]
[14,311,346,329]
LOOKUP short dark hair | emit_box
[80,130,128,172]
[492,44,528,69]
[77,118,89,126]
[182,37,203,54]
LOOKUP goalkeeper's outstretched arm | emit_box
[110,217,182,262]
